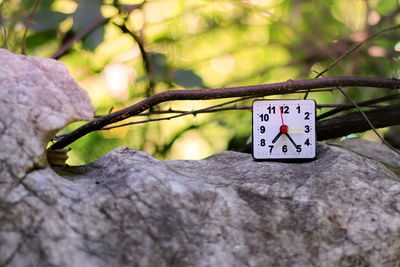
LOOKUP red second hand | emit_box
[279,106,285,125]
[279,106,288,134]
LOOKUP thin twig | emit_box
[54,97,252,138]
[51,4,140,59]
[100,96,253,130]
[113,21,154,96]
[132,106,251,117]
[315,72,399,153]
[316,24,400,79]
[93,102,384,119]
[336,87,399,155]
[93,87,336,118]
[136,103,385,117]
[304,24,400,99]
[113,1,153,95]
[21,0,41,55]
[317,93,400,120]
[137,103,384,116]
[100,103,387,129]
[52,17,108,59]
[317,104,383,108]
[50,76,400,150]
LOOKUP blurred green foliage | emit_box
[0,0,399,164]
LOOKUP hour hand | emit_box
[272,132,282,144]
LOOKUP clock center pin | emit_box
[280,125,288,134]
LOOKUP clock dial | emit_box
[252,99,316,159]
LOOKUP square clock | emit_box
[252,99,316,159]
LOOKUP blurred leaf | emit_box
[340,134,360,141]
[227,135,249,151]
[30,10,68,31]
[21,0,54,9]
[245,136,252,144]
[83,26,105,51]
[150,52,168,80]
[391,57,400,79]
[40,0,55,9]
[156,124,199,157]
[135,75,148,83]
[171,69,204,88]
[73,0,103,30]
[21,0,36,8]
[376,0,398,14]
[72,0,104,51]
[27,30,57,48]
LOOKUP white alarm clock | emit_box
[252,99,316,159]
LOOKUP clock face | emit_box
[252,99,316,159]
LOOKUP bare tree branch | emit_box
[317,93,400,120]
[311,70,398,153]
[49,76,400,150]
[317,105,400,141]
[336,86,399,154]
[303,24,400,99]
[239,104,400,153]
[101,103,386,120]
[98,96,253,130]
[92,89,338,130]
[93,88,336,118]
[98,102,389,131]
[315,24,400,79]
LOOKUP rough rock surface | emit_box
[0,48,93,180]
[1,49,400,266]
[0,49,93,266]
[330,138,400,175]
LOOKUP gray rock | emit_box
[0,49,93,180]
[0,49,93,266]
[1,49,400,266]
[329,138,400,174]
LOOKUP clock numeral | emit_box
[280,106,289,114]
[305,125,310,133]
[282,145,288,153]
[259,126,266,133]
[304,138,311,146]
[296,105,301,113]
[304,112,310,120]
[260,139,266,146]
[296,145,302,152]
[267,106,276,114]
[269,145,274,153]
[259,114,269,122]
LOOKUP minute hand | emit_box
[285,132,298,148]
